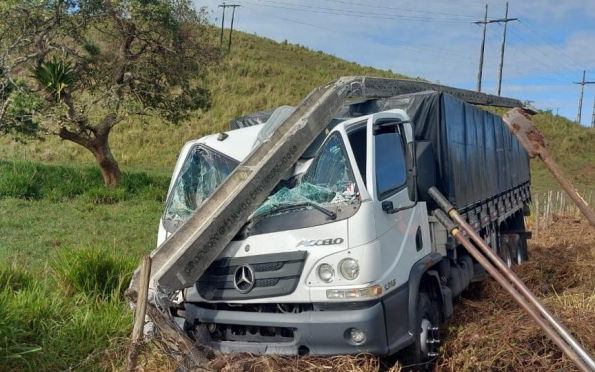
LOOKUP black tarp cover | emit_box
[229,109,274,130]
[339,91,530,208]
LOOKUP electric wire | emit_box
[232,0,472,23]
[507,23,583,81]
[240,5,489,69]
[295,0,479,19]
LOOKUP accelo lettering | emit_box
[296,238,344,247]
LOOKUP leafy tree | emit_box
[0,0,220,186]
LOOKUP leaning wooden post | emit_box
[126,256,151,372]
[503,109,595,230]
[535,194,540,239]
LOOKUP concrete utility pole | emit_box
[474,3,517,94]
[591,92,595,128]
[574,70,595,125]
[219,3,240,50]
[475,4,488,92]
[228,4,240,51]
[497,2,517,96]
[218,2,226,45]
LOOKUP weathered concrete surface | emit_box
[503,107,595,230]
[134,77,530,293]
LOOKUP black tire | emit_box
[509,234,525,265]
[498,235,514,268]
[399,292,442,371]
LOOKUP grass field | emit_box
[0,161,167,371]
[2,28,595,372]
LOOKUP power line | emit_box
[233,0,472,23]
[240,5,487,68]
[485,26,574,84]
[313,0,479,19]
[507,23,582,82]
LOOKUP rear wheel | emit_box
[400,292,442,371]
[498,235,515,268]
[509,234,524,265]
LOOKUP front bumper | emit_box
[184,301,389,356]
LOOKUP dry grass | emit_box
[126,214,595,372]
[436,214,595,372]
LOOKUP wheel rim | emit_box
[420,319,432,356]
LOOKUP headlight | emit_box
[326,284,383,300]
[339,258,359,280]
[317,263,335,283]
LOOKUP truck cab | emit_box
[158,92,531,369]
[161,108,445,366]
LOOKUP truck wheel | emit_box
[509,234,524,265]
[400,292,441,371]
[498,235,514,268]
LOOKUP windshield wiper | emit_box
[254,201,337,221]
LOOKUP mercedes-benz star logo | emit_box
[233,264,255,294]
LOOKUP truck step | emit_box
[472,262,487,282]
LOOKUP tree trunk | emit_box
[90,140,121,187]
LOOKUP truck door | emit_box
[366,113,431,288]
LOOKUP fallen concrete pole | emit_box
[430,187,595,371]
[136,77,532,294]
[503,108,595,230]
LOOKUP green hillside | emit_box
[2,29,595,372]
[2,30,594,194]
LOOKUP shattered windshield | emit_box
[252,132,360,219]
[164,145,238,221]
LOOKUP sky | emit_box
[195,0,595,125]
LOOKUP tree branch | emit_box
[58,126,91,148]
[0,98,12,123]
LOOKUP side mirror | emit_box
[406,142,416,202]
[415,141,436,201]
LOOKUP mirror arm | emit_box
[389,127,418,214]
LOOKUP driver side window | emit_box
[375,132,407,200]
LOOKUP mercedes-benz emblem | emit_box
[233,264,255,294]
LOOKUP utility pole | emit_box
[228,4,240,51]
[496,2,517,96]
[218,2,226,46]
[219,3,240,50]
[591,92,595,128]
[574,70,595,125]
[475,4,488,92]
[474,3,516,94]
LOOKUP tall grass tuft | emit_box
[0,160,169,203]
[0,264,33,292]
[51,246,137,300]
[0,267,42,366]
[1,272,132,371]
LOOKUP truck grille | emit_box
[195,251,307,301]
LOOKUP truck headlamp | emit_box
[339,258,359,280]
[326,284,383,300]
[317,263,335,283]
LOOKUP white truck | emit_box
[155,89,531,368]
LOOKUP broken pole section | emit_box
[503,108,595,230]
[148,77,356,292]
[126,256,151,372]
